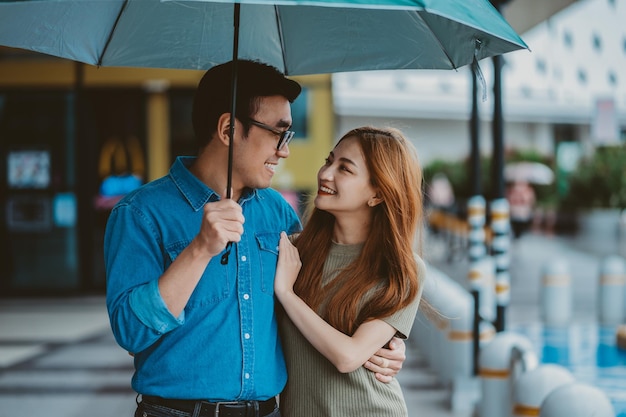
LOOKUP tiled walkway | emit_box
[0,297,136,417]
[0,296,463,417]
[0,231,622,417]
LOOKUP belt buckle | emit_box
[213,401,241,417]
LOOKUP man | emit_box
[105,60,404,417]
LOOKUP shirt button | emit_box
[245,373,250,379]
[241,255,247,262]
[244,333,250,339]
[243,294,250,300]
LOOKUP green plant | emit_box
[561,144,626,209]
[423,157,492,202]
[423,149,557,205]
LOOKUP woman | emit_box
[275,126,426,416]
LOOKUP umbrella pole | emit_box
[221,3,241,265]
[226,3,241,200]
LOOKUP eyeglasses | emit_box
[246,118,295,151]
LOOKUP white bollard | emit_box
[512,364,575,417]
[480,256,496,323]
[479,321,496,349]
[478,332,535,417]
[490,198,511,318]
[539,383,615,417]
[598,255,625,325]
[467,257,496,323]
[448,291,498,413]
[447,293,475,381]
[447,293,477,411]
[541,259,572,325]
[448,321,497,413]
[467,195,487,263]
[439,277,473,387]
[413,310,433,363]
[414,271,439,367]
[421,267,454,382]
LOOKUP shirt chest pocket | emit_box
[255,232,280,294]
[165,240,230,307]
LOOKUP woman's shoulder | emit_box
[412,252,427,281]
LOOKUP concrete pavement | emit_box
[0,230,621,417]
[0,296,466,417]
[0,297,136,417]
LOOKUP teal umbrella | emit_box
[0,0,527,219]
[0,0,526,74]
[0,0,528,267]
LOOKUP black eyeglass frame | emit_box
[246,118,295,151]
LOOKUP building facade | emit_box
[0,54,333,296]
[333,0,626,168]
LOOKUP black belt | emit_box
[141,395,276,417]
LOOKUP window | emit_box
[592,34,602,52]
[563,31,573,48]
[536,58,546,74]
[608,70,617,86]
[577,68,587,85]
[7,149,50,189]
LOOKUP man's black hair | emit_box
[192,60,302,149]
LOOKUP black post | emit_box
[469,66,482,375]
[471,289,481,374]
[490,0,510,332]
[491,53,505,202]
[492,46,507,334]
[470,65,481,197]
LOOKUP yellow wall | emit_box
[0,57,334,193]
[0,59,205,88]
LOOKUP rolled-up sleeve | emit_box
[129,279,185,333]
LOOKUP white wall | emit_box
[336,115,556,166]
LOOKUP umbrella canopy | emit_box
[0,0,527,75]
[505,161,554,185]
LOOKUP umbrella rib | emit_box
[416,10,457,70]
[273,5,288,75]
[97,0,129,67]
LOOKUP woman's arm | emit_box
[275,232,398,373]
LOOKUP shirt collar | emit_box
[170,156,258,210]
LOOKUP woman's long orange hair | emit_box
[293,127,424,335]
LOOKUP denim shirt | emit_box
[104,156,301,401]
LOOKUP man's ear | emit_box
[216,113,233,146]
